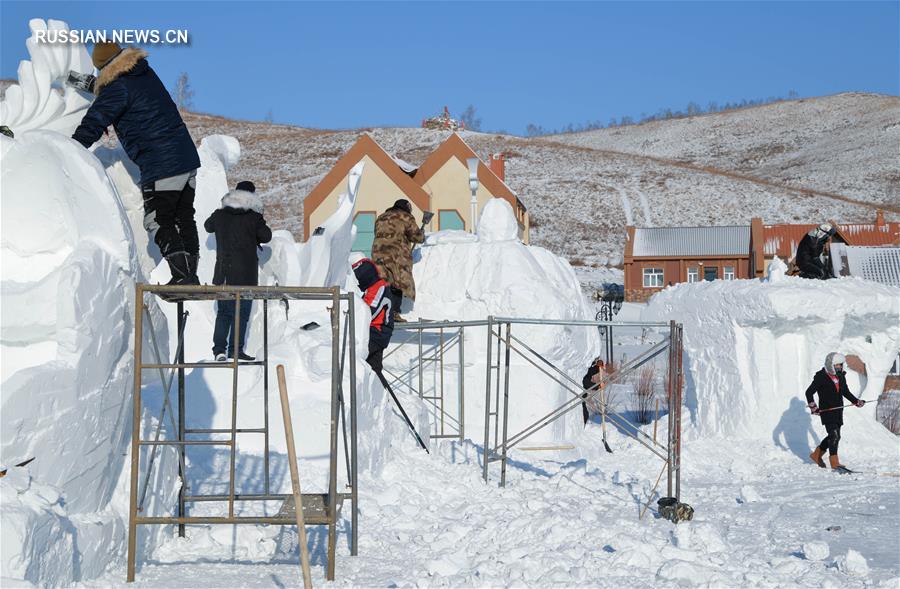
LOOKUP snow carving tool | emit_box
[410,211,433,253]
[65,70,96,93]
[374,369,429,453]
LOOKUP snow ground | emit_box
[81,433,900,588]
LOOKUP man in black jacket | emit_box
[204,181,272,361]
[805,352,865,472]
[72,42,202,284]
[796,223,836,279]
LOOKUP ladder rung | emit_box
[141,361,264,369]
[139,440,233,446]
[185,428,265,434]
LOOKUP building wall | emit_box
[624,256,751,302]
[420,157,528,241]
[308,154,428,233]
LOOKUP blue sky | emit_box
[2,1,897,134]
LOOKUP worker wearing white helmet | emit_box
[806,352,865,473]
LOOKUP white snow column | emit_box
[0,130,178,586]
[643,277,900,458]
[406,198,599,445]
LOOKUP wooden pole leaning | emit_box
[276,365,313,589]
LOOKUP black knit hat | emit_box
[392,199,412,214]
[236,180,256,193]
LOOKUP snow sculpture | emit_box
[0,130,178,586]
[0,19,94,136]
[766,256,787,282]
[408,197,599,444]
[643,277,900,459]
[297,161,365,287]
[477,197,520,242]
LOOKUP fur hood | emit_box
[221,189,264,213]
[95,48,148,94]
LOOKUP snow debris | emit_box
[802,540,830,561]
[739,485,762,503]
[836,549,869,577]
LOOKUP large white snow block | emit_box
[406,200,599,445]
[643,277,900,455]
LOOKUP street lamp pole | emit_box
[467,158,479,233]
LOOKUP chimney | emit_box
[876,209,885,227]
[489,153,505,182]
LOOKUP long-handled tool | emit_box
[276,365,313,589]
[816,399,869,413]
[374,368,429,453]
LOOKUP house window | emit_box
[439,210,465,231]
[352,212,376,257]
[724,266,735,280]
[687,268,699,283]
[643,268,664,288]
[703,266,718,281]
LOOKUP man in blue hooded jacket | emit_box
[72,42,202,284]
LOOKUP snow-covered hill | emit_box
[546,93,900,209]
[181,93,899,269]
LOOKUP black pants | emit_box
[817,423,841,455]
[582,394,590,425]
[142,172,199,257]
[799,261,828,280]
[366,341,390,388]
[213,299,252,356]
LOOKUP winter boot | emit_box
[186,253,200,285]
[829,454,849,473]
[392,311,407,323]
[809,447,826,468]
[165,252,191,285]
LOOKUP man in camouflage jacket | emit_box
[371,199,425,318]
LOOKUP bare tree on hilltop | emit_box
[172,72,194,111]
[524,90,805,137]
[460,105,482,132]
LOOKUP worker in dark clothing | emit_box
[71,42,201,284]
[796,222,836,279]
[204,181,272,361]
[806,352,865,472]
[581,358,607,425]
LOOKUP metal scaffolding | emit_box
[481,317,684,501]
[128,284,358,583]
[387,320,487,442]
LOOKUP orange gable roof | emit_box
[303,133,431,239]
[762,219,900,260]
[413,132,526,213]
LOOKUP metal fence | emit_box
[391,316,684,502]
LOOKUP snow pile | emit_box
[403,197,599,444]
[643,277,900,457]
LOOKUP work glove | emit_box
[807,402,820,415]
[855,400,865,408]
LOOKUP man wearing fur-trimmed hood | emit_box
[72,42,202,285]
[205,181,272,361]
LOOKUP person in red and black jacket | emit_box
[352,258,395,378]
[805,352,865,471]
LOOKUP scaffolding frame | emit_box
[128,284,358,582]
[481,317,684,500]
[385,320,488,442]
